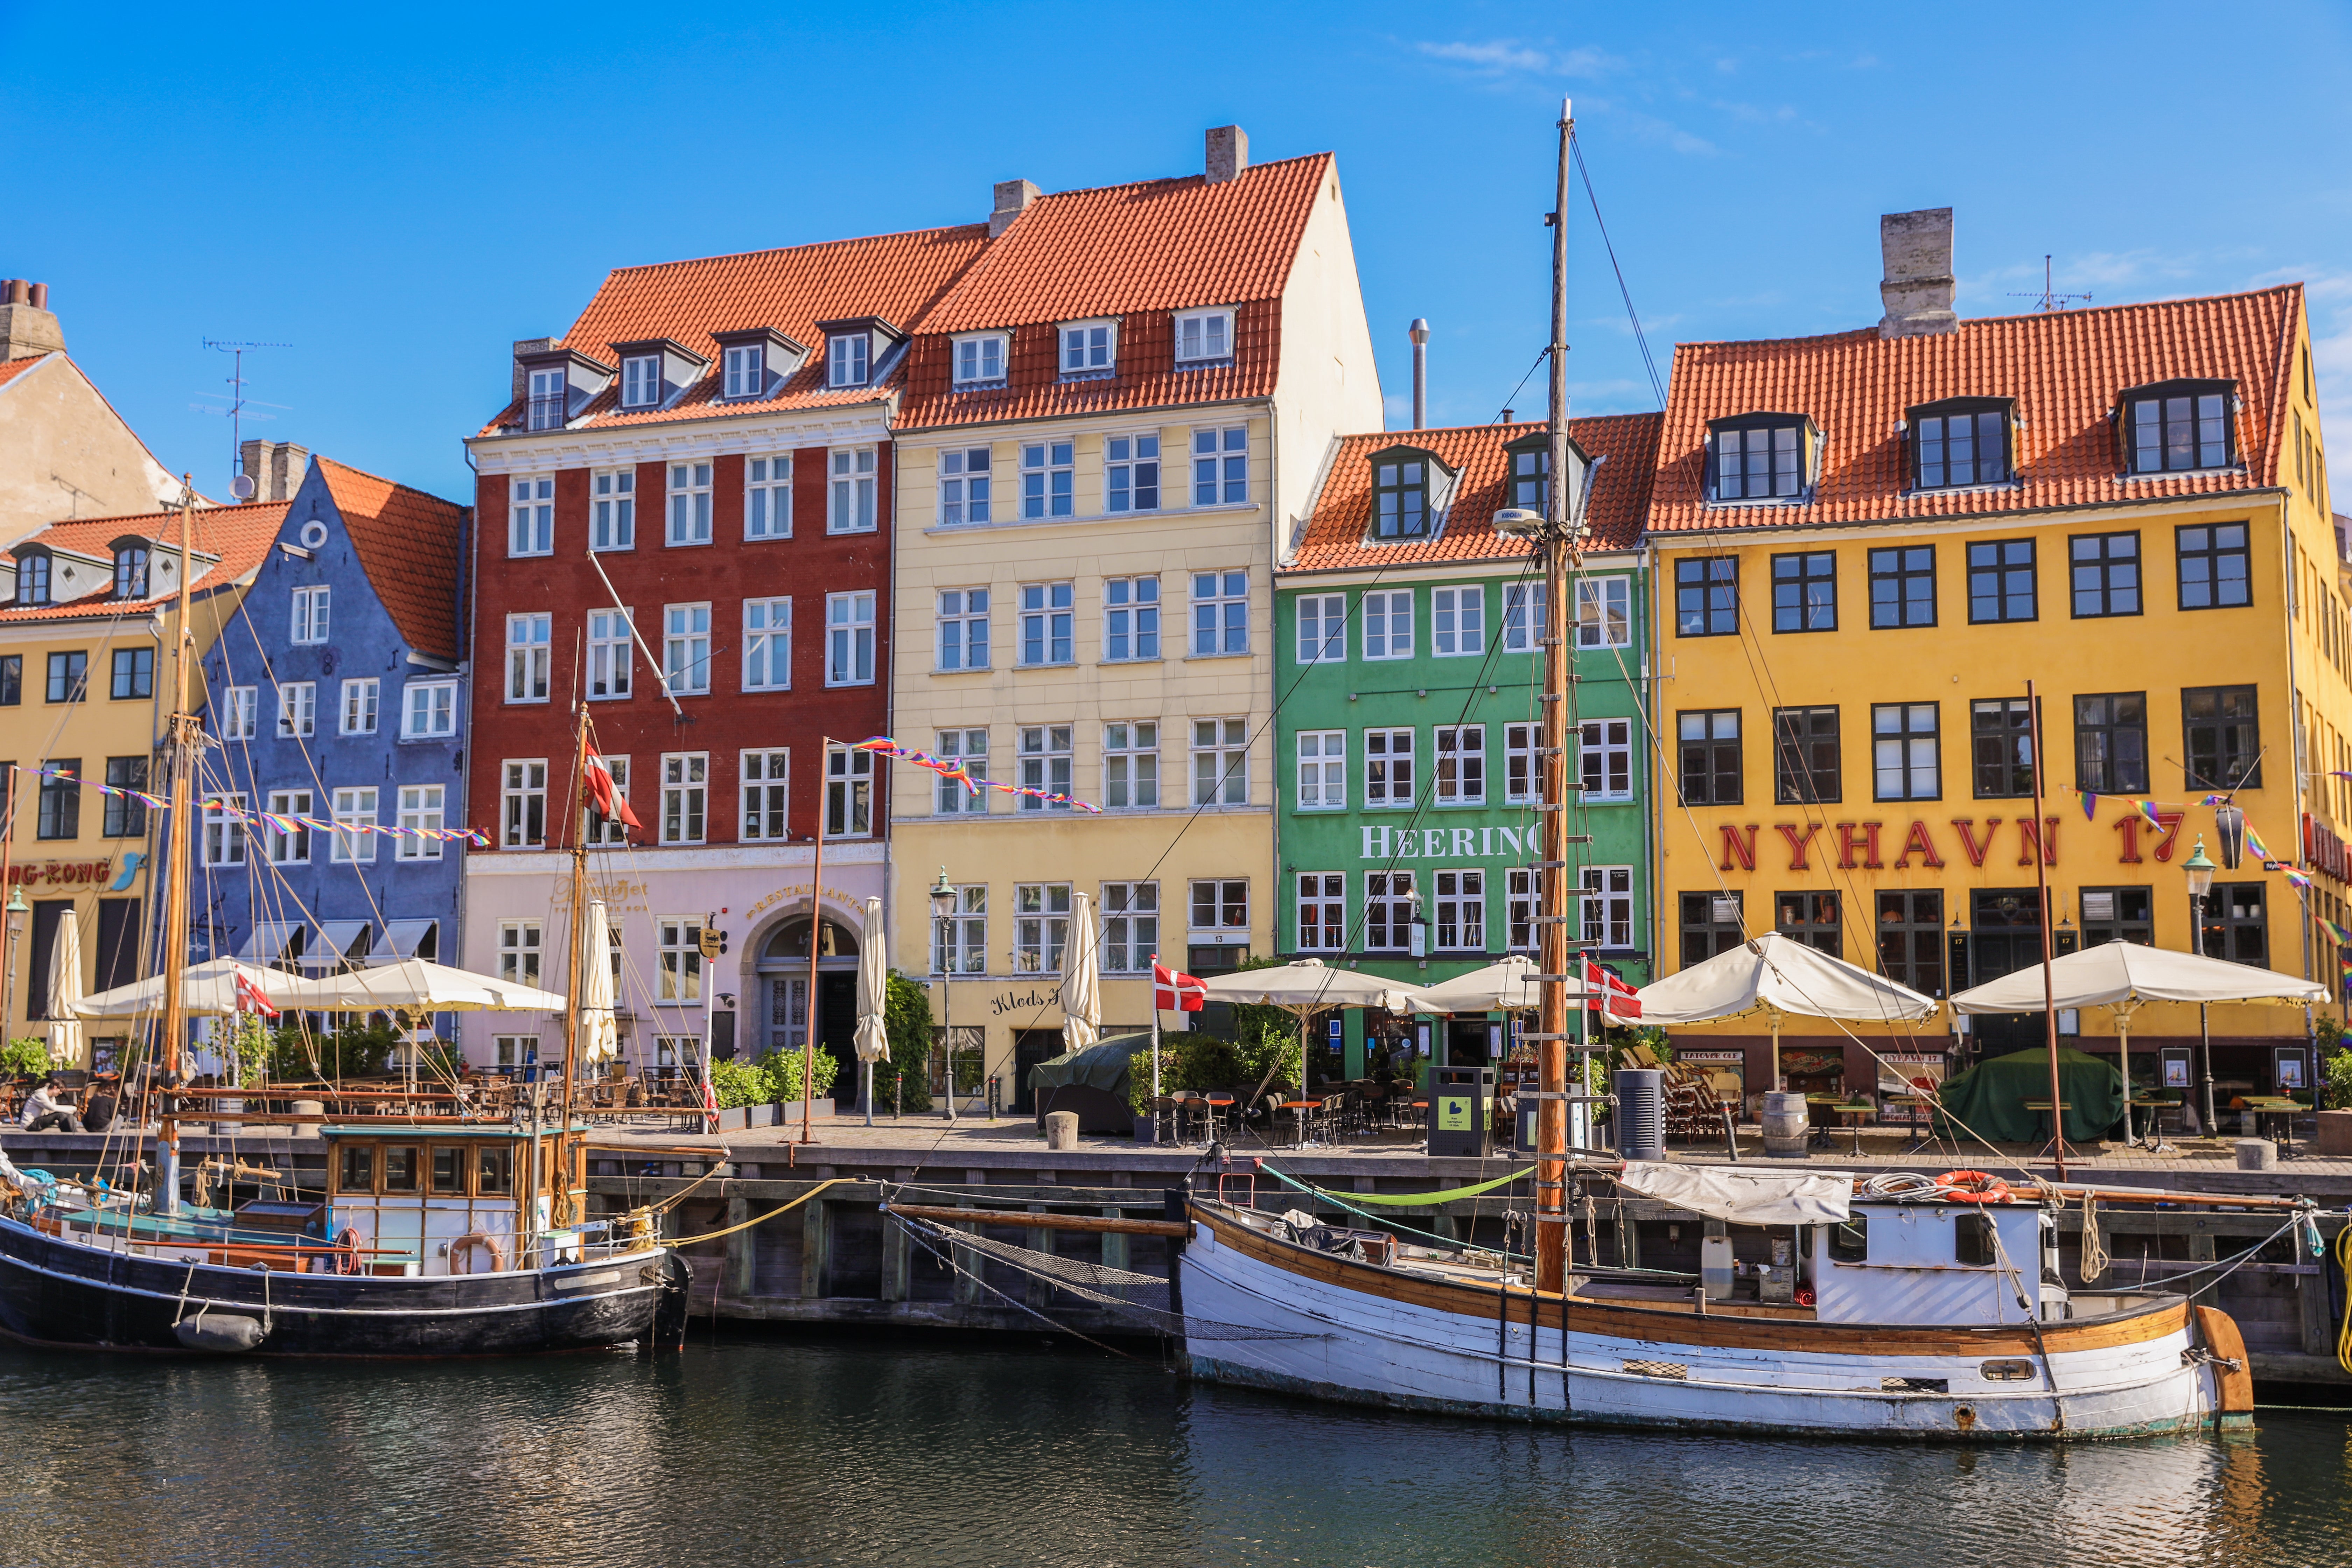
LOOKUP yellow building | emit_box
[1645,209,2340,1115]
[885,128,1380,1107]
[0,498,282,1057]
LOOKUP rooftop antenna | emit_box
[201,338,292,492]
[2010,255,2091,314]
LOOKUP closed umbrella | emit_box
[1198,958,1425,1097]
[576,899,618,1067]
[71,957,292,1020]
[1637,931,1939,1089]
[853,896,890,1126]
[44,908,82,1066]
[1059,891,1100,1056]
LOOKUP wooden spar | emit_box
[885,1203,1188,1238]
[554,704,593,1229]
[803,741,828,1144]
[156,476,199,1215]
[2026,679,2068,1180]
[1534,98,1576,1296]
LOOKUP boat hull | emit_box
[0,1214,667,1357]
[1180,1203,2245,1442]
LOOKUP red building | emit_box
[460,224,988,1078]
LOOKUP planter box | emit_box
[2315,1109,2352,1157]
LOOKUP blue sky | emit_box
[6,2,2350,506]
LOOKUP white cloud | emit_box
[1413,39,1624,79]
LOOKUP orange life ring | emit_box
[1936,1170,2015,1205]
[449,1232,507,1274]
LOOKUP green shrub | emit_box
[0,1037,51,1077]
[758,1046,839,1105]
[709,1055,771,1109]
[867,971,934,1114]
[267,1020,397,1082]
[2324,1048,2352,1112]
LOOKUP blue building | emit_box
[190,452,470,990]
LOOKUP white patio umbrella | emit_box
[1949,941,2325,1138]
[70,957,293,1020]
[44,908,83,1066]
[1199,958,1426,1094]
[268,958,569,1014]
[1409,954,1596,1015]
[1059,891,1100,1056]
[853,896,890,1126]
[1636,931,1940,1089]
[576,899,619,1067]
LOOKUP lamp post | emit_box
[929,868,958,1124]
[0,888,26,1043]
[2184,837,2219,1135]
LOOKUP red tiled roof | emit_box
[1285,413,1664,573]
[897,155,1334,431]
[476,224,992,435]
[316,457,467,660]
[0,355,48,391]
[0,500,287,623]
[1645,285,2303,533]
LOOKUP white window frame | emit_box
[722,344,765,400]
[1058,319,1116,376]
[1189,878,1250,939]
[401,679,457,740]
[509,477,553,557]
[825,591,875,686]
[935,729,988,814]
[741,748,790,841]
[664,602,712,695]
[265,788,313,864]
[1190,570,1248,657]
[951,332,1008,386]
[505,612,551,704]
[939,446,993,525]
[1018,724,1073,813]
[1191,717,1247,806]
[1507,869,1546,953]
[498,921,543,988]
[276,681,316,739]
[1581,865,1637,951]
[745,455,791,539]
[587,608,632,701]
[1192,425,1249,506]
[1504,722,1539,804]
[330,786,378,864]
[339,678,379,736]
[1100,881,1157,973]
[502,760,547,848]
[1103,721,1158,810]
[1174,308,1234,365]
[1365,728,1414,808]
[586,757,629,847]
[1433,869,1485,953]
[621,354,661,409]
[397,783,446,861]
[1363,589,1413,660]
[592,468,636,551]
[827,331,870,389]
[936,589,989,672]
[221,685,258,741]
[1013,883,1072,974]
[667,462,713,547]
[743,597,791,692]
[660,752,708,846]
[1296,593,1346,665]
[1579,717,1634,802]
[1295,872,1345,953]
[1503,581,1548,652]
[290,584,330,645]
[204,791,247,866]
[1436,724,1485,805]
[1365,871,1415,953]
[657,916,704,1003]
[1106,434,1160,512]
[830,447,877,533]
[1296,729,1346,810]
[825,742,872,838]
[1432,585,1484,658]
[1103,576,1160,662]
[1576,575,1632,649]
[1021,440,1074,519]
[933,886,987,975]
[1019,582,1075,666]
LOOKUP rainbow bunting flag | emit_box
[2137,800,2166,831]
[2320,919,2352,947]
[2079,789,2099,821]
[2242,822,2274,862]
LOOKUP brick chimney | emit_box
[511,337,556,401]
[0,280,66,360]
[1877,209,1958,338]
[989,180,1039,239]
[1206,125,1249,184]
[239,439,312,503]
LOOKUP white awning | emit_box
[299,920,372,971]
[370,919,439,966]
[238,921,302,962]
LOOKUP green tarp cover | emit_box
[1024,1032,1154,1096]
[1933,1045,2126,1142]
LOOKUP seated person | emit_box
[80,1076,120,1135]
[19,1074,82,1134]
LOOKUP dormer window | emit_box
[710,327,805,401]
[112,546,149,599]
[514,345,613,434]
[2121,378,2236,474]
[829,332,870,388]
[526,368,567,432]
[952,333,1007,387]
[1174,309,1233,366]
[1505,433,1550,512]
[1367,446,1458,541]
[723,345,764,399]
[1707,414,1815,503]
[621,355,661,409]
[1907,398,2014,490]
[17,553,49,606]
[1060,320,1115,378]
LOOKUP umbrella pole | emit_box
[2115,1006,2135,1146]
[1770,1010,1782,1092]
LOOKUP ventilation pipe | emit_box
[1409,318,1429,429]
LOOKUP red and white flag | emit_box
[1152,958,1206,1013]
[235,970,280,1018]
[1584,958,1642,1021]
[585,751,642,830]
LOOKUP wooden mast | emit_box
[1535,99,1576,1296]
[156,477,198,1215]
[554,705,592,1228]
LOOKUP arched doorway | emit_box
[755,911,862,1105]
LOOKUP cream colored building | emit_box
[886,128,1381,1107]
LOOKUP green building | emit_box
[1274,414,1662,1077]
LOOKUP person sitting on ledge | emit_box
[79,1074,119,1135]
[19,1074,82,1134]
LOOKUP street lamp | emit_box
[1,887,28,1042]
[929,868,958,1124]
[2183,837,2219,1135]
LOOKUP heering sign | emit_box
[1359,822,1537,861]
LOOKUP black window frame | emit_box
[2120,378,2236,475]
[1868,544,1936,629]
[102,755,148,838]
[1876,889,1945,997]
[15,552,49,607]
[2176,522,2251,611]
[1677,708,1742,806]
[109,646,153,701]
[1970,697,2036,799]
[44,650,86,705]
[1774,891,1842,958]
[1503,432,1550,513]
[1907,397,2014,491]
[2079,886,2154,949]
[1770,551,1837,633]
[36,758,79,841]
[1871,702,1941,803]
[1707,414,1812,503]
[1369,447,1435,540]
[0,655,19,707]
[1771,705,1841,805]
[1674,556,1738,637]
[111,546,149,600]
[1966,539,2037,624]
[2196,882,2266,966]
[1680,890,1745,969]
[2182,685,2261,792]
[2071,692,2148,794]
[2069,531,2142,619]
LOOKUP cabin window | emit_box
[337,1144,374,1194]
[1828,1214,1868,1263]
[1955,1212,1995,1266]
[477,1146,514,1196]
[382,1145,419,1192]
[430,1146,466,1195]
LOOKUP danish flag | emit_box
[1152,959,1207,1013]
[585,750,642,830]
[235,970,280,1018]
[1584,958,1642,1021]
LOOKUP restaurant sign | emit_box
[1716,812,2190,873]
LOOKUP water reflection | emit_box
[0,1341,2339,1568]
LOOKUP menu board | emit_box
[1878,1051,1947,1097]
[1675,1048,1745,1104]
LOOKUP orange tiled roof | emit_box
[0,355,47,391]
[1645,285,2303,533]
[316,457,467,660]
[477,223,993,435]
[1285,413,1663,573]
[0,500,287,623]
[897,154,1334,430]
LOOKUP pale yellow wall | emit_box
[0,357,188,547]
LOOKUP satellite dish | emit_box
[229,474,256,500]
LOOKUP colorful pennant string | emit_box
[2318,919,2352,947]
[15,766,489,846]
[850,737,1104,814]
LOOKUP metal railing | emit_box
[526,394,568,431]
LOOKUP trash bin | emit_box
[1613,1069,1665,1161]
[1426,1065,1492,1157]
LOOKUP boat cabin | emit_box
[1812,1201,2064,1326]
[323,1125,586,1277]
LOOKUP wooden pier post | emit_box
[725,1196,755,1300]
[800,1197,831,1299]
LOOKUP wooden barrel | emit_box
[1760,1090,1809,1158]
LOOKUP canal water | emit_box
[0,1339,2344,1568]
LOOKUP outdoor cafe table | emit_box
[2243,1096,2304,1157]
[2024,1100,2076,1160]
